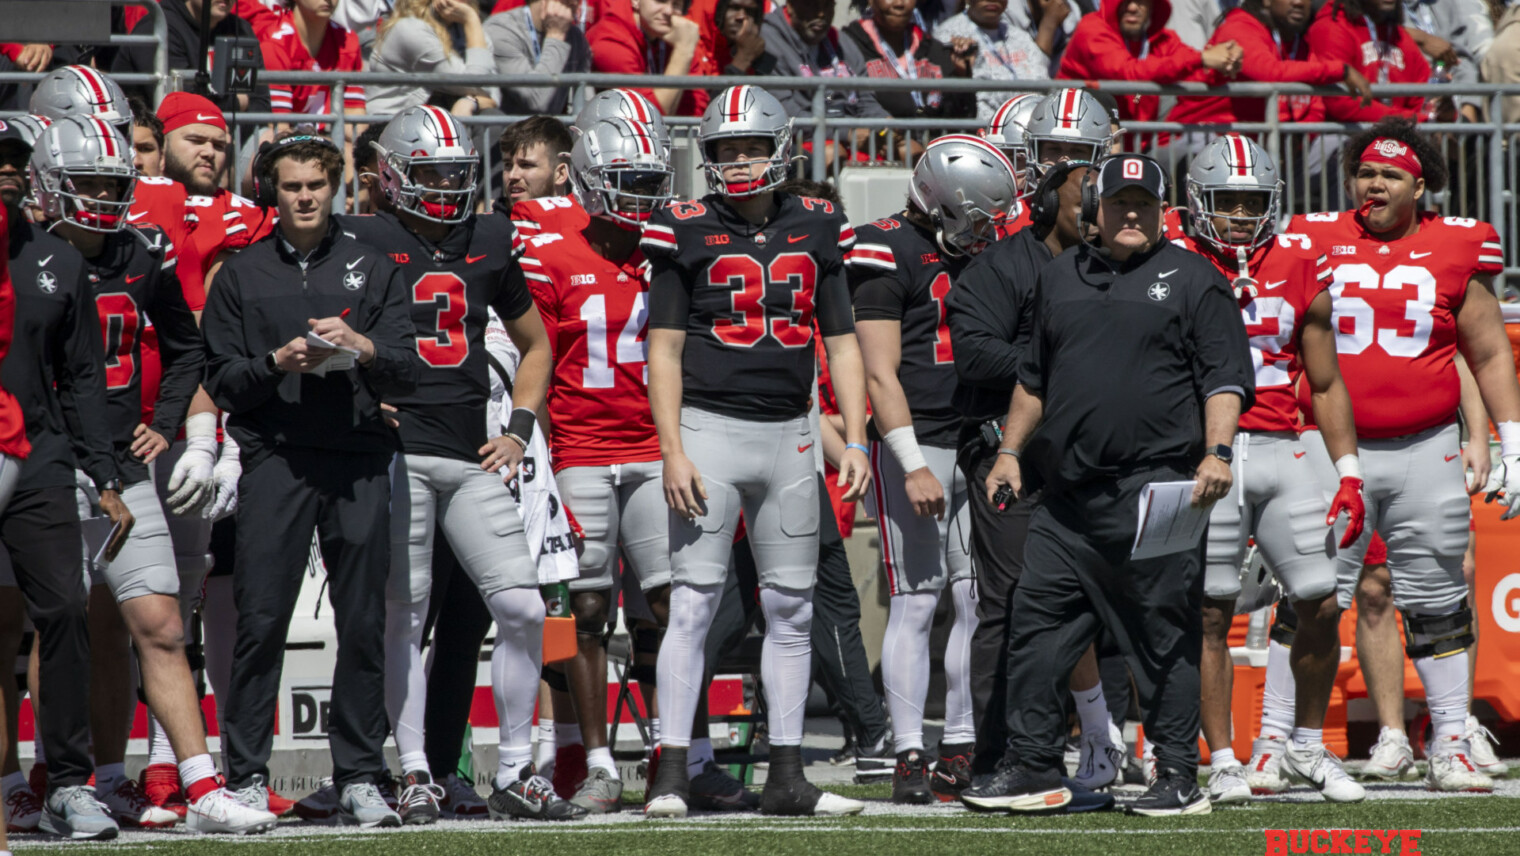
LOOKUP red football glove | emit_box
[1327,477,1366,549]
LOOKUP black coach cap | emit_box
[1096,155,1167,200]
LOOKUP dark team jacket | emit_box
[848,212,968,449]
[337,211,535,463]
[643,192,856,422]
[945,226,1053,424]
[3,211,119,492]
[201,221,421,465]
[1016,240,1254,497]
[84,226,203,485]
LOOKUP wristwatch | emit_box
[1205,443,1234,464]
[265,349,286,375]
[99,478,124,493]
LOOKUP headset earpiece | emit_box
[251,132,345,209]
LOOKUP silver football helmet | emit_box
[984,94,1040,189]
[30,66,132,137]
[570,117,673,229]
[1187,134,1283,254]
[29,115,137,232]
[1024,88,1116,182]
[573,89,671,156]
[698,85,791,198]
[0,114,52,150]
[908,135,1019,258]
[373,105,480,224]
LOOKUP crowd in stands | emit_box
[2,0,1516,131]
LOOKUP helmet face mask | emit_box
[571,117,673,228]
[50,170,136,231]
[699,86,792,198]
[375,106,480,225]
[934,200,1004,257]
[1186,134,1283,254]
[31,115,137,233]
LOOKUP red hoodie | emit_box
[1306,1,1426,121]
[0,207,31,462]
[1057,0,1201,125]
[587,0,710,116]
[1168,9,1344,128]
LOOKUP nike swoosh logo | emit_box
[1446,453,1460,462]
[1157,269,1177,278]
[125,274,145,284]
[38,255,53,267]
[1265,280,1286,290]
[797,443,814,453]
[196,113,220,121]
[346,257,364,270]
[1411,251,1433,259]
[1294,451,1306,459]
[788,234,809,244]
[127,211,148,221]
[466,254,487,264]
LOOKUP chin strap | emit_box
[1231,245,1258,301]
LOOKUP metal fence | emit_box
[6,62,1520,284]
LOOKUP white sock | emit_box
[147,713,178,766]
[1415,647,1471,746]
[1259,639,1296,741]
[1210,748,1239,768]
[1,771,25,797]
[882,591,937,754]
[587,746,617,777]
[655,583,721,748]
[1290,727,1323,750]
[942,578,978,745]
[495,748,532,791]
[1072,683,1113,745]
[556,723,583,747]
[488,588,546,772]
[759,587,813,747]
[534,720,556,770]
[178,753,218,789]
[688,737,715,776]
[384,598,431,775]
[95,762,126,790]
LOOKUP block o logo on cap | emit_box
[1123,159,1144,179]
[1374,139,1408,158]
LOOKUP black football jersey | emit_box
[338,211,535,462]
[3,214,117,492]
[84,225,203,485]
[644,192,855,421]
[848,213,966,449]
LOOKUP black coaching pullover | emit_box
[201,221,420,466]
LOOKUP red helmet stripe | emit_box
[933,134,1018,178]
[423,105,456,147]
[69,65,111,114]
[621,90,652,123]
[726,86,745,122]
[1058,89,1079,130]
[91,116,118,158]
[1229,135,1250,176]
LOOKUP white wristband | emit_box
[883,425,928,474]
[1499,421,1520,458]
[186,411,217,440]
[1334,454,1362,482]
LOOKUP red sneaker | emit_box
[140,763,189,819]
[266,785,296,817]
[551,744,588,800]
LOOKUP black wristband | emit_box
[507,407,537,445]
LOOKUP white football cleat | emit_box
[811,792,866,816]
[187,787,279,835]
[1282,744,1366,803]
[1465,715,1509,777]
[1206,763,1251,805]
[1361,727,1417,781]
[1245,736,1289,794]
[1073,722,1124,790]
[1426,737,1495,793]
[643,793,689,819]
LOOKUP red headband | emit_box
[1360,137,1422,180]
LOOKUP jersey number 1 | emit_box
[413,272,469,368]
[709,253,816,348]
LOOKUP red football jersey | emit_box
[510,195,591,245]
[514,198,659,471]
[1288,210,1503,438]
[261,18,366,117]
[0,206,31,460]
[128,176,197,429]
[1172,223,1331,433]
[186,190,276,309]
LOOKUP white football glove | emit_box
[166,414,218,516]
[1487,454,1520,521]
[205,434,241,521]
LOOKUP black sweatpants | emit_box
[957,427,1033,774]
[223,448,394,791]
[422,538,492,780]
[1004,466,1204,776]
[3,486,92,789]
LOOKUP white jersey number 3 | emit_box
[1328,264,1437,358]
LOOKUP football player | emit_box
[1171,134,1366,805]
[1283,117,1520,792]
[848,135,1019,803]
[982,94,1039,233]
[336,106,580,823]
[641,84,871,818]
[31,116,279,835]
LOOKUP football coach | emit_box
[963,154,1253,817]
[202,131,421,825]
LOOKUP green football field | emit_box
[10,784,1519,856]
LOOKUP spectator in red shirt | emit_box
[260,0,366,122]
[1307,0,1428,121]
[1168,0,1373,133]
[1056,0,1242,128]
[588,0,710,116]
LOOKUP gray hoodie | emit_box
[485,8,591,115]
[760,8,888,119]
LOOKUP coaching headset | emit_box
[251,131,345,208]
[1027,159,1086,232]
